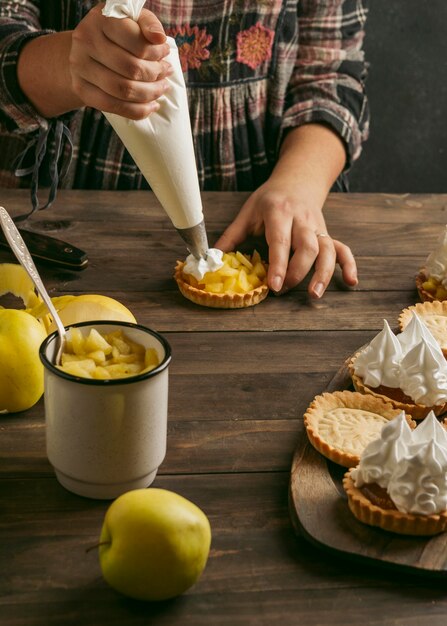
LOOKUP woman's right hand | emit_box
[69,3,172,119]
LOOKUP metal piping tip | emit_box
[176,220,209,260]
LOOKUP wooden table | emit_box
[1,190,447,625]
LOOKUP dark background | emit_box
[349,1,447,193]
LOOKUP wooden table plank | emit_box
[2,473,447,626]
[2,191,447,625]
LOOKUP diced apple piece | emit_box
[70,327,86,356]
[84,328,113,354]
[109,333,132,355]
[145,348,159,369]
[204,282,224,293]
[87,350,107,365]
[92,366,112,380]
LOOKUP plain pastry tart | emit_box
[399,301,447,357]
[343,412,447,535]
[174,250,269,309]
[303,390,414,468]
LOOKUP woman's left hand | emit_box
[214,124,358,298]
[214,179,358,298]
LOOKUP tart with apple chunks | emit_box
[174,250,269,309]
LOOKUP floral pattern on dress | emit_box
[167,24,213,72]
[236,22,275,70]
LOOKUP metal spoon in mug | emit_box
[0,206,66,365]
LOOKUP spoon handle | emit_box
[0,206,66,341]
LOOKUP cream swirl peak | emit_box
[183,248,224,280]
[425,225,447,286]
[352,412,447,515]
[398,312,439,353]
[399,340,447,406]
[353,320,402,388]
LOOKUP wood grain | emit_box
[2,192,447,625]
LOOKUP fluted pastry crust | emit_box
[343,470,447,536]
[174,260,269,309]
[303,390,412,468]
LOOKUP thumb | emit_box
[138,9,167,44]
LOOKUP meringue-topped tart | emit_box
[343,412,447,535]
[349,317,447,419]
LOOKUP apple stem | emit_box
[85,541,111,553]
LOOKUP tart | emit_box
[343,468,447,536]
[348,352,447,420]
[399,301,447,357]
[303,390,413,467]
[174,251,269,309]
[416,269,447,303]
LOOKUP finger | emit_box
[75,56,172,101]
[334,239,358,286]
[264,212,293,293]
[307,234,337,298]
[214,213,251,252]
[102,17,170,61]
[281,227,319,293]
[138,9,167,45]
[72,76,168,119]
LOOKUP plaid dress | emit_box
[0,0,369,204]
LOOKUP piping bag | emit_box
[102,0,208,259]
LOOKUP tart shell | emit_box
[174,260,269,309]
[416,269,435,302]
[303,390,413,468]
[343,470,447,536]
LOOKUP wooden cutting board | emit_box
[289,354,447,577]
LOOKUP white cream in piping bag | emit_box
[102,1,204,231]
[352,412,447,515]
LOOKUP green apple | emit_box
[98,488,212,601]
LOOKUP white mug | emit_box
[40,321,171,499]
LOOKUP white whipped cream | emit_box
[425,225,447,286]
[102,2,204,230]
[399,340,447,406]
[352,412,447,515]
[398,312,439,354]
[351,411,411,488]
[353,315,447,406]
[353,320,402,388]
[183,248,224,280]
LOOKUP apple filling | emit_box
[421,276,447,300]
[183,251,267,294]
[58,327,159,380]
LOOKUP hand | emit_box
[214,181,358,298]
[69,3,172,119]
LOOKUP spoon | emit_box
[0,206,66,365]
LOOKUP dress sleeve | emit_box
[0,1,53,133]
[282,0,370,167]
